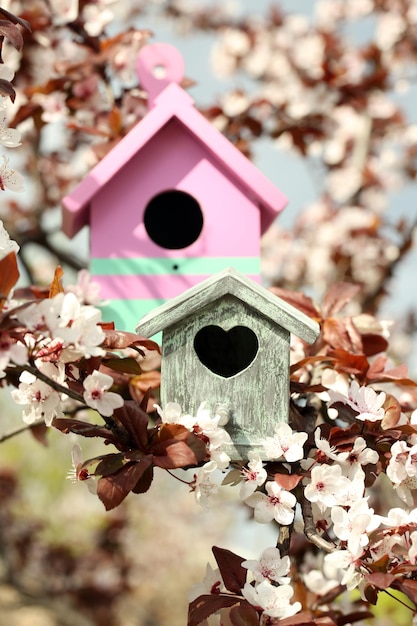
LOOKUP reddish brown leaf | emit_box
[132,463,154,494]
[322,282,361,318]
[393,578,417,606]
[212,546,246,594]
[336,612,374,626]
[97,459,152,510]
[0,252,19,306]
[0,20,23,50]
[103,356,143,375]
[99,321,115,330]
[9,102,43,127]
[188,595,241,626]
[102,329,160,353]
[290,355,336,375]
[95,453,125,477]
[274,611,315,626]
[129,371,161,399]
[109,106,123,135]
[25,77,69,98]
[361,333,388,356]
[48,266,64,297]
[113,401,150,449]
[30,422,48,446]
[366,572,396,590]
[52,417,120,445]
[152,439,203,469]
[367,356,417,386]
[0,252,19,308]
[0,78,15,102]
[0,7,31,31]
[157,423,191,443]
[274,473,303,491]
[323,318,362,352]
[229,603,259,626]
[269,287,320,320]
[328,349,369,376]
[186,432,209,465]
[151,424,208,464]
[381,393,402,429]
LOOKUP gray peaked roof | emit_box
[136,267,320,344]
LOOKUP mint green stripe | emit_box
[91,257,259,276]
[99,299,164,340]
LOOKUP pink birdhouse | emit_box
[61,43,287,331]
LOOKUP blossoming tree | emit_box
[2,1,417,625]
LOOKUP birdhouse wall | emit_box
[159,294,290,460]
[87,118,262,330]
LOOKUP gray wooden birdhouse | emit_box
[136,268,320,460]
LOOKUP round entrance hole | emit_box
[144,190,203,250]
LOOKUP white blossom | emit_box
[331,498,380,554]
[328,380,386,422]
[242,580,301,619]
[18,292,106,360]
[408,531,417,566]
[242,547,290,585]
[0,333,28,377]
[387,440,410,485]
[66,269,102,305]
[263,422,307,462]
[0,156,24,192]
[240,451,267,499]
[83,370,124,416]
[67,443,97,494]
[12,362,67,426]
[324,545,363,591]
[188,563,223,602]
[337,437,379,477]
[304,464,351,512]
[303,569,340,596]
[0,220,19,258]
[245,481,296,525]
[0,111,21,148]
[194,461,219,507]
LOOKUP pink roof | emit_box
[62,46,287,238]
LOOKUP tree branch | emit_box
[0,418,44,444]
[19,363,85,404]
[301,493,336,553]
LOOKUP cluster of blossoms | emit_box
[0,221,125,426]
[155,401,233,506]
[187,373,417,623]
[189,547,301,623]
[0,64,24,193]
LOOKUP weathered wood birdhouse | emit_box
[61,43,287,331]
[136,268,320,460]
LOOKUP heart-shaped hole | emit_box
[193,325,258,378]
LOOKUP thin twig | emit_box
[0,418,44,444]
[301,493,336,553]
[277,523,292,557]
[20,363,85,404]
